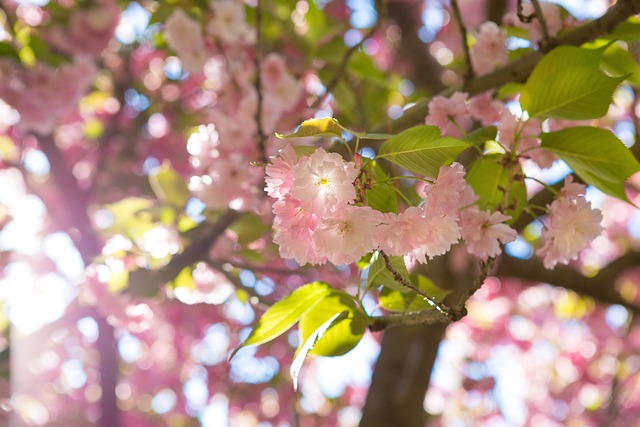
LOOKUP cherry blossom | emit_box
[425,92,472,137]
[164,8,207,73]
[537,179,603,269]
[45,0,121,56]
[314,205,384,265]
[207,0,251,45]
[291,148,358,216]
[422,162,477,215]
[470,22,508,75]
[459,207,517,261]
[410,212,461,263]
[265,145,300,199]
[468,91,505,125]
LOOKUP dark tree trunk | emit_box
[359,324,447,427]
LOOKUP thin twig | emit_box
[310,22,381,110]
[450,0,474,79]
[370,256,498,332]
[516,0,535,23]
[254,0,267,163]
[379,251,457,320]
[454,258,495,312]
[206,260,273,309]
[220,260,304,275]
[530,0,551,48]
[363,0,640,135]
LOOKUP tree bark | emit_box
[360,324,447,427]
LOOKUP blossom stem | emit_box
[524,175,560,195]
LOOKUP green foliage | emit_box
[276,117,344,139]
[521,45,627,119]
[233,280,370,389]
[290,311,346,391]
[540,127,640,202]
[600,42,640,86]
[378,125,473,178]
[463,126,498,146]
[466,154,527,221]
[277,117,392,140]
[230,282,334,359]
[364,161,398,213]
[366,182,398,213]
[379,275,452,312]
[293,146,318,157]
[367,252,410,291]
[103,197,155,238]
[600,17,640,41]
[298,291,367,357]
[171,267,196,290]
[0,41,19,62]
[149,161,190,209]
[231,281,368,365]
[230,213,269,245]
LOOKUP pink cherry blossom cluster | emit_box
[537,177,603,269]
[470,22,508,75]
[266,146,518,266]
[428,91,556,169]
[43,0,121,56]
[0,59,96,133]
[163,1,253,74]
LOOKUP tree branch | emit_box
[496,252,640,314]
[254,0,267,164]
[372,0,640,134]
[310,10,382,110]
[127,210,241,296]
[386,0,446,95]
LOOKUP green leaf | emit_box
[230,213,269,245]
[357,252,373,269]
[104,197,155,238]
[149,161,190,209]
[292,145,317,157]
[290,311,347,391]
[276,117,344,139]
[171,267,195,290]
[599,18,640,42]
[298,291,367,357]
[497,82,525,99]
[466,154,527,221]
[230,282,333,359]
[107,269,129,293]
[540,127,640,201]
[378,126,473,178]
[0,42,19,62]
[600,43,640,86]
[463,126,498,146]
[276,117,391,141]
[366,183,398,213]
[367,251,410,291]
[521,46,627,119]
[379,275,452,312]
